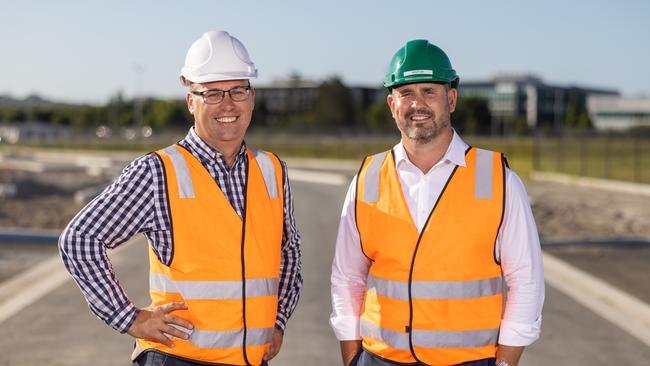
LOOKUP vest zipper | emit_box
[406,155,464,363]
[240,159,251,366]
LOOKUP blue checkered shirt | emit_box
[59,128,302,333]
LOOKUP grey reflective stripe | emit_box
[367,274,409,301]
[412,328,499,348]
[161,145,195,199]
[368,274,503,300]
[360,318,410,351]
[412,276,503,299]
[363,151,388,203]
[361,319,498,350]
[150,273,278,299]
[246,327,275,346]
[190,327,274,348]
[475,148,494,199]
[251,148,279,199]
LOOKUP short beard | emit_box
[401,116,450,145]
[406,125,435,144]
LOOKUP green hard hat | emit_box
[383,39,459,89]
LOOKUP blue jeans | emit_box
[132,350,269,366]
[351,349,496,366]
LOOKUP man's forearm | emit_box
[340,340,361,366]
[496,344,524,366]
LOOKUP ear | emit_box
[185,92,195,114]
[387,93,396,118]
[447,87,458,113]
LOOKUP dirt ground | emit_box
[525,180,650,242]
[0,170,109,229]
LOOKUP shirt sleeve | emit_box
[58,154,160,333]
[496,169,545,346]
[329,175,372,341]
[275,161,303,332]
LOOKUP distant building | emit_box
[254,76,385,126]
[587,95,650,131]
[255,73,622,134]
[460,74,618,134]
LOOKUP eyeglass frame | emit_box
[190,82,252,104]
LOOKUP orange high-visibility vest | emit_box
[133,144,284,366]
[356,147,506,365]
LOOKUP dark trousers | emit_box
[351,348,496,366]
[133,350,269,366]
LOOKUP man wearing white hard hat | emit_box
[59,30,303,366]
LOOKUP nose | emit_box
[408,91,428,108]
[220,94,236,110]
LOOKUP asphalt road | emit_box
[1,177,649,365]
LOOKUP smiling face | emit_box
[387,82,457,145]
[186,79,255,152]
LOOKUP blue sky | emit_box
[1,0,649,104]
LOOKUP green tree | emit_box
[453,97,491,135]
[365,99,393,132]
[145,99,191,128]
[313,76,356,130]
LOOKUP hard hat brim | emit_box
[179,71,258,86]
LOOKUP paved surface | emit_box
[1,173,649,365]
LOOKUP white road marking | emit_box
[0,239,137,325]
[543,252,650,346]
[289,169,348,186]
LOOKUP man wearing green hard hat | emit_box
[330,40,544,366]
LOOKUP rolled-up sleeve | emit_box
[58,155,157,333]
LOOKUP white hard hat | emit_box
[180,30,258,86]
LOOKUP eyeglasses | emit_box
[191,85,251,104]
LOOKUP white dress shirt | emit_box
[330,131,544,346]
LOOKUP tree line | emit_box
[0,78,498,135]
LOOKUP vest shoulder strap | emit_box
[473,147,501,199]
[249,147,280,199]
[360,150,388,204]
[160,145,195,199]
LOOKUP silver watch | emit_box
[496,361,512,366]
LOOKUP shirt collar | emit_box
[393,129,468,169]
[180,127,247,166]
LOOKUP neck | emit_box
[402,128,453,173]
[194,129,243,168]
[215,143,242,168]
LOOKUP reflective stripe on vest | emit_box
[367,273,503,301]
[363,151,387,203]
[132,327,274,358]
[251,148,279,199]
[150,273,278,299]
[190,327,275,348]
[161,145,195,198]
[361,148,496,203]
[361,319,499,350]
[475,148,494,199]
